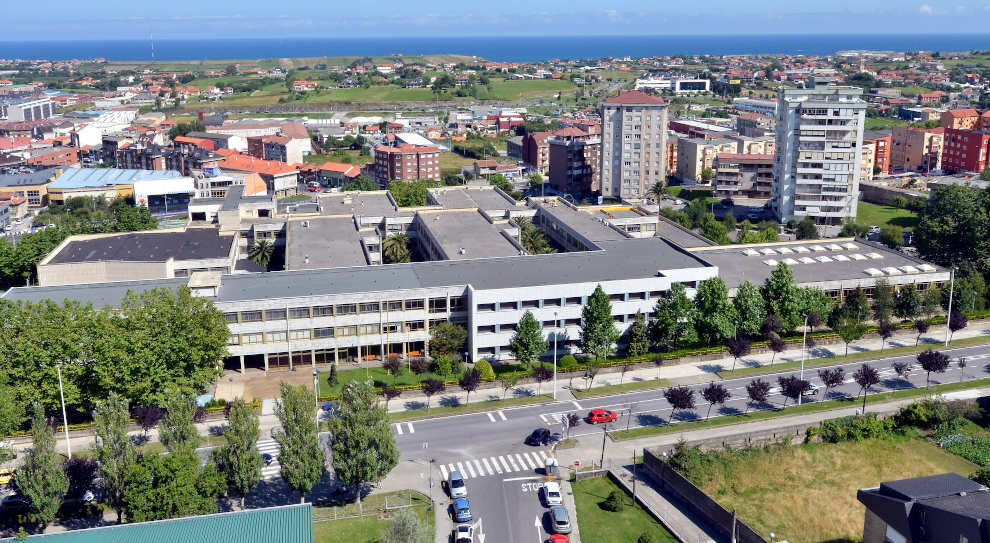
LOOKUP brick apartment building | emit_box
[548,127,601,195]
[941,109,982,130]
[373,144,441,186]
[943,127,990,173]
[863,132,892,175]
[713,153,774,199]
[891,126,944,172]
[116,144,222,176]
[24,146,78,167]
[522,131,553,174]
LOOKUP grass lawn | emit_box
[856,201,919,229]
[304,150,371,166]
[321,365,451,395]
[572,476,678,543]
[571,378,670,400]
[312,491,433,543]
[685,438,976,543]
[388,394,553,422]
[865,117,909,130]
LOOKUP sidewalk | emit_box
[611,464,721,543]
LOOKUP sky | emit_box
[5,0,990,40]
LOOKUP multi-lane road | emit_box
[396,342,990,543]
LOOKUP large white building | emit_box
[733,97,778,117]
[600,90,669,201]
[635,78,711,94]
[772,86,867,225]
[5,97,54,122]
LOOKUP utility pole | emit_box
[56,363,71,459]
[945,266,956,347]
[552,311,558,400]
[600,424,608,468]
[798,313,809,406]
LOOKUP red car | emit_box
[587,408,618,424]
[548,534,569,543]
[307,185,321,192]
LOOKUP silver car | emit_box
[448,470,467,498]
[549,505,571,534]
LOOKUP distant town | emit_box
[2,44,990,543]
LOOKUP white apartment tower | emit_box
[772,86,866,225]
[600,90,669,200]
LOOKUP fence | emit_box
[642,449,767,543]
[311,490,424,524]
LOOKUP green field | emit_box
[856,201,919,229]
[573,477,678,543]
[682,438,976,543]
[312,491,433,543]
[865,117,909,130]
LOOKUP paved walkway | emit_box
[611,465,721,543]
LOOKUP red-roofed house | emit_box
[373,143,441,185]
[219,154,299,198]
[941,109,981,130]
[317,161,362,187]
[0,192,28,219]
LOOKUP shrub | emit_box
[819,414,897,443]
[558,355,579,372]
[474,359,496,381]
[450,355,463,375]
[431,355,453,377]
[409,357,430,375]
[600,490,625,512]
[946,437,990,467]
[896,399,950,429]
[934,418,966,442]
[971,467,990,486]
[638,534,659,543]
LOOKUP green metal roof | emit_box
[9,504,313,543]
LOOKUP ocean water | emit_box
[1,34,989,63]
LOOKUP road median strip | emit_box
[716,335,990,380]
[609,377,990,441]
[571,378,671,400]
[388,394,553,423]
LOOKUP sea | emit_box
[1,34,989,63]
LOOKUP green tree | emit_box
[274,382,325,503]
[159,390,200,452]
[915,184,990,272]
[796,287,834,326]
[17,402,69,529]
[92,392,134,524]
[646,180,666,201]
[694,277,737,343]
[795,218,818,240]
[872,279,895,323]
[474,359,496,381]
[248,239,274,269]
[732,281,766,337]
[330,381,398,512]
[516,217,554,254]
[0,376,26,462]
[508,311,548,367]
[626,311,650,357]
[879,226,904,249]
[122,447,221,522]
[701,167,714,183]
[895,284,923,320]
[168,120,206,140]
[225,64,237,76]
[761,263,801,332]
[218,399,262,509]
[648,283,697,349]
[430,322,467,357]
[342,176,379,191]
[836,317,867,356]
[382,233,412,264]
[923,286,942,318]
[382,508,430,543]
[580,285,620,362]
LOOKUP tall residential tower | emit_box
[771,86,866,225]
[600,90,669,200]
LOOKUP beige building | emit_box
[677,137,738,184]
[600,90,669,200]
[860,140,877,181]
[37,227,237,286]
[891,126,944,173]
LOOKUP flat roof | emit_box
[46,228,233,264]
[690,239,945,288]
[428,187,518,212]
[286,216,368,270]
[656,219,715,248]
[318,191,401,218]
[0,167,58,187]
[419,210,520,260]
[535,201,627,242]
[4,237,711,307]
[51,168,182,189]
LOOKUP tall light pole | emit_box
[798,313,809,406]
[945,266,956,347]
[56,363,71,459]
[552,311,559,400]
[313,369,320,428]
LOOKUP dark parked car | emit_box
[525,428,552,446]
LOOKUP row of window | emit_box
[224,297,467,323]
[474,289,692,313]
[228,318,454,345]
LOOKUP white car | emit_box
[453,525,474,543]
[542,481,563,506]
[448,470,467,498]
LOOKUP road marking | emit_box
[538,450,549,461]
[539,414,549,423]
[457,462,469,479]
[406,423,415,434]
[439,464,448,481]
[464,461,477,478]
[448,464,457,478]
[504,475,544,482]
[487,412,496,422]
[481,457,495,475]
[525,452,540,469]
[497,410,507,421]
[514,454,531,471]
[394,423,403,435]
[499,456,512,472]
[507,455,520,471]
[472,459,485,476]
[571,400,582,409]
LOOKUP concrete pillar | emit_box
[402,341,407,358]
[334,346,339,365]
[263,352,269,374]
[310,349,315,368]
[239,355,245,374]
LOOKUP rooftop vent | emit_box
[811,244,827,252]
[827,244,843,251]
[782,258,799,265]
[842,242,858,250]
[833,254,851,262]
[794,246,811,253]
[778,247,794,254]
[799,256,816,264]
[763,259,778,266]
[864,268,884,277]
[867,252,884,260]
[851,254,868,261]
[816,256,833,263]
[882,266,903,275]
[760,248,777,256]
[742,248,759,256]
[918,264,937,272]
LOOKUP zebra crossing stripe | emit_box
[538,451,549,461]
[472,460,484,476]
[506,455,520,471]
[498,456,511,472]
[439,464,449,481]
[481,457,494,476]
[514,454,529,471]
[448,464,457,478]
[525,453,540,470]
[464,461,477,478]
[456,462,469,479]
[394,424,403,435]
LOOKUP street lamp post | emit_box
[552,311,559,400]
[945,266,956,347]
[313,369,320,428]
[798,313,809,406]
[599,424,608,468]
[56,363,71,459]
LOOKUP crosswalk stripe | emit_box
[406,423,415,434]
[487,412,496,422]
[499,456,512,472]
[514,454,529,471]
[538,451,549,461]
[506,455,520,471]
[525,453,540,470]
[448,464,457,478]
[539,414,548,423]
[487,457,502,474]
[472,459,485,476]
[481,457,493,475]
[497,410,507,421]
[439,464,449,481]
[394,424,403,435]
[456,462,469,479]
[464,461,477,478]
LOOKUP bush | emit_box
[972,467,990,486]
[474,359,496,381]
[896,399,950,429]
[946,437,990,467]
[600,490,626,512]
[409,357,430,375]
[819,414,897,443]
[431,355,453,377]
[558,354,579,372]
[638,534,659,543]
[450,355,463,375]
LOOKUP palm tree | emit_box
[647,180,666,202]
[382,233,411,264]
[248,239,274,269]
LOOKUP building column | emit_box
[239,355,245,374]
[402,341,407,358]
[311,349,316,368]
[334,346,339,365]
[263,353,269,374]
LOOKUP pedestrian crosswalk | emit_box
[393,422,415,435]
[257,439,281,480]
[438,450,551,481]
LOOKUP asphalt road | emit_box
[398,342,990,542]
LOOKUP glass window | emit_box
[336,326,356,337]
[227,335,240,345]
[313,327,334,338]
[239,311,262,323]
[386,300,403,311]
[289,307,311,319]
[449,297,467,312]
[405,299,425,311]
[543,298,561,307]
[360,324,380,335]
[478,303,496,312]
[478,325,496,334]
[406,320,425,331]
[241,333,263,344]
[522,300,539,309]
[429,298,448,313]
[336,304,357,315]
[383,323,401,333]
[500,301,519,311]
[223,312,239,323]
[265,309,286,320]
[565,297,582,306]
[266,331,287,342]
[289,329,310,340]
[312,305,333,317]
[359,302,380,313]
